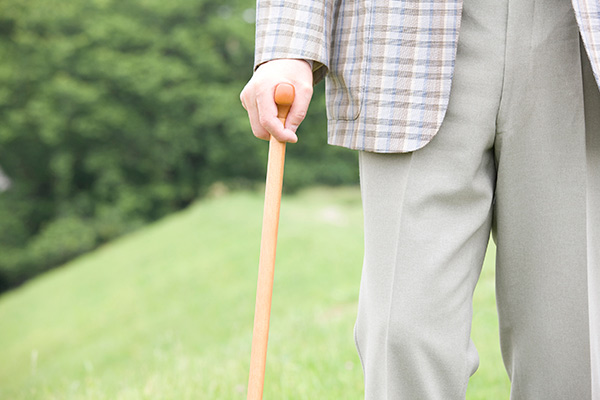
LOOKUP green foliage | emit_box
[0,0,358,290]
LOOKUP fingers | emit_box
[241,83,299,143]
[239,59,313,143]
[242,87,271,141]
[256,86,298,143]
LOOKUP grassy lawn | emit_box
[0,187,509,399]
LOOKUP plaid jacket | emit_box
[255,0,600,153]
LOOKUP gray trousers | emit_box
[355,0,600,398]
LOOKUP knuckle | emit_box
[256,130,270,140]
[258,115,271,127]
[254,131,268,140]
[300,83,313,96]
[295,81,313,96]
[294,109,308,121]
[255,86,270,99]
[250,123,268,140]
[243,81,257,96]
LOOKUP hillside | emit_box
[0,187,508,399]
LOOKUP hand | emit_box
[240,59,314,143]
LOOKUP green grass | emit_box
[0,187,510,399]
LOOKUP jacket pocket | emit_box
[325,0,373,121]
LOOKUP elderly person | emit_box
[241,0,600,398]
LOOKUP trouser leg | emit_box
[355,1,505,396]
[357,147,494,399]
[493,1,599,398]
[355,0,600,398]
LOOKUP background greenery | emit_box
[0,1,510,397]
[0,0,357,291]
[0,188,510,399]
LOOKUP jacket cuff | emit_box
[254,58,328,86]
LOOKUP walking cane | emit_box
[247,83,295,400]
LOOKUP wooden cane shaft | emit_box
[247,83,294,400]
[247,136,285,400]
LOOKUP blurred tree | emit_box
[0,0,357,291]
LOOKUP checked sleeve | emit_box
[254,0,333,85]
